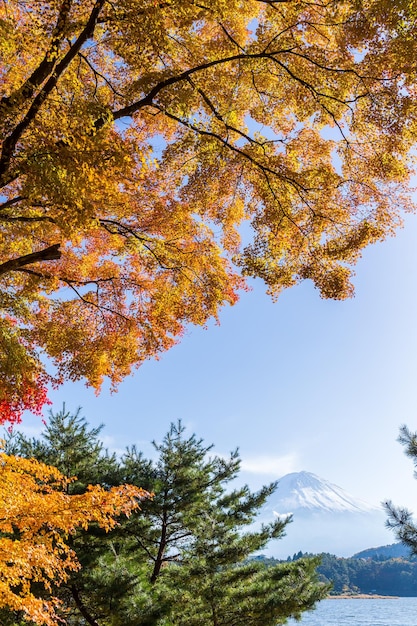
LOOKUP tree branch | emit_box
[0,196,25,211]
[0,0,105,186]
[0,244,61,277]
[0,0,74,113]
[150,103,310,193]
[103,48,296,128]
[0,215,55,223]
[70,585,101,626]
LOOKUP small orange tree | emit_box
[0,449,147,625]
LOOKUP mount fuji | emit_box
[268,471,379,515]
[259,471,393,558]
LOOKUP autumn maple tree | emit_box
[0,448,145,625]
[1,0,417,417]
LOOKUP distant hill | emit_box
[255,548,417,597]
[352,543,413,560]
[317,550,417,596]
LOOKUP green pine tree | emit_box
[120,421,243,584]
[5,404,120,492]
[5,414,328,626]
[386,425,417,554]
[119,421,329,626]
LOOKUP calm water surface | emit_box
[288,597,417,626]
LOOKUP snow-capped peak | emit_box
[268,471,380,515]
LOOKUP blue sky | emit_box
[13,212,417,523]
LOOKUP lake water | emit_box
[287,597,417,626]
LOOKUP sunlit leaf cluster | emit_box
[0,448,146,625]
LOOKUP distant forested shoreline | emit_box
[255,547,417,597]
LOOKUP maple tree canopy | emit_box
[1,0,417,420]
[0,449,145,625]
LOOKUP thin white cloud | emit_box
[99,435,126,458]
[2,423,43,439]
[240,453,299,477]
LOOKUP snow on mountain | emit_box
[259,471,392,558]
[267,471,381,515]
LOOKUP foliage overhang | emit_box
[1,0,417,419]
